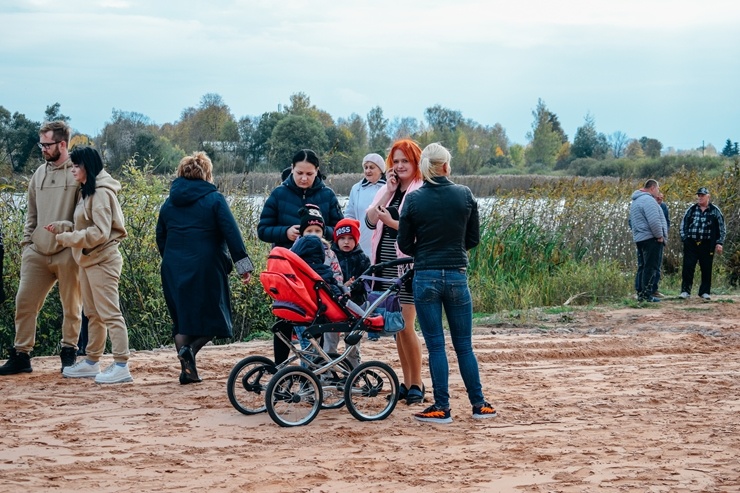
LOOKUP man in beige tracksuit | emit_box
[0,120,82,375]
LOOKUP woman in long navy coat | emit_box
[156,152,253,384]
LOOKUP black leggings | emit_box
[273,324,293,365]
[174,334,214,357]
[272,323,323,365]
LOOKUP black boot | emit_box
[60,347,77,373]
[0,348,33,375]
[177,345,201,384]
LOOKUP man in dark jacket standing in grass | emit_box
[629,179,668,303]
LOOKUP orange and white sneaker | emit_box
[414,405,452,424]
[472,401,497,419]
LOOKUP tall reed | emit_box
[2,161,739,356]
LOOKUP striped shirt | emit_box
[369,190,414,305]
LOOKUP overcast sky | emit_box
[1,0,738,151]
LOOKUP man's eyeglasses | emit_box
[38,141,61,150]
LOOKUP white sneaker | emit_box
[679,292,690,299]
[63,360,100,378]
[95,363,133,384]
[701,293,711,300]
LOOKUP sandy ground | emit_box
[1,295,739,493]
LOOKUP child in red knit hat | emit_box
[331,218,370,348]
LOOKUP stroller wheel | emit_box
[226,356,276,415]
[344,361,399,422]
[265,366,323,427]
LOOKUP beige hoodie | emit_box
[52,170,127,268]
[24,158,80,255]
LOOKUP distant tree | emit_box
[339,113,368,153]
[721,138,739,157]
[284,92,312,115]
[457,122,500,172]
[0,106,41,172]
[509,143,526,168]
[267,114,328,170]
[452,133,478,174]
[235,115,257,170]
[69,134,93,149]
[425,105,463,133]
[321,114,368,173]
[284,92,334,128]
[99,110,162,171]
[547,111,568,144]
[526,99,561,167]
[609,131,629,158]
[101,110,151,153]
[324,124,359,174]
[639,136,663,158]
[571,113,610,159]
[554,141,572,170]
[424,104,463,149]
[43,103,70,123]
[490,123,510,155]
[389,117,421,141]
[367,106,390,154]
[247,111,284,170]
[624,139,645,158]
[192,93,237,147]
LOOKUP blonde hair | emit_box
[419,143,451,183]
[177,151,213,183]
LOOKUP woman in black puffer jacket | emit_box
[258,149,343,363]
[257,149,343,249]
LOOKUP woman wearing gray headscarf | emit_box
[344,153,386,257]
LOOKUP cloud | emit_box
[1,0,739,148]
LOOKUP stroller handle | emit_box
[346,257,414,293]
[371,257,413,271]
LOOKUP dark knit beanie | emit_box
[333,218,360,244]
[298,204,325,235]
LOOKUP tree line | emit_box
[1,94,736,178]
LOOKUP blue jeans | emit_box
[294,326,310,350]
[413,269,485,410]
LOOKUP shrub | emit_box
[0,163,276,357]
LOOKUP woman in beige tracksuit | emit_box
[46,146,132,384]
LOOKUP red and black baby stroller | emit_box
[226,245,413,427]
